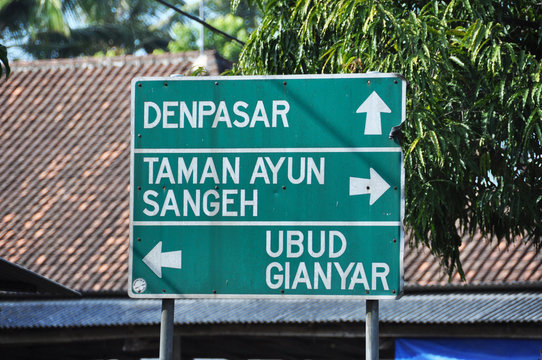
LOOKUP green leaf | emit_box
[428,130,444,167]
[405,137,421,161]
[449,55,465,67]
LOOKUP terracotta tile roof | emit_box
[0,53,541,293]
[0,52,227,293]
[405,233,542,287]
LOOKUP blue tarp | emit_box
[395,338,542,360]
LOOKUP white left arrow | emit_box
[356,91,391,135]
[349,168,391,205]
[142,241,182,278]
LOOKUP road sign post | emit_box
[159,298,174,360]
[129,74,405,299]
[366,299,379,360]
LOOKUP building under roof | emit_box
[0,51,541,359]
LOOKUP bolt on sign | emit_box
[129,74,406,299]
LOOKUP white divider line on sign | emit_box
[134,147,402,154]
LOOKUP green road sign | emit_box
[129,74,406,299]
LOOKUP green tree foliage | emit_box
[0,0,176,59]
[237,0,542,276]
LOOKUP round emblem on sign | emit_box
[132,278,147,293]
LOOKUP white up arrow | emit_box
[142,241,182,278]
[349,168,391,205]
[356,91,391,135]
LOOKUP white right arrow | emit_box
[349,168,391,205]
[142,241,182,278]
[356,91,392,135]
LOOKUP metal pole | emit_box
[160,299,175,360]
[199,0,204,56]
[366,299,379,360]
